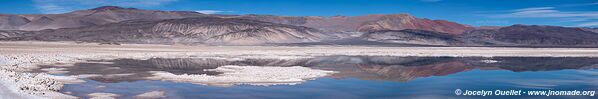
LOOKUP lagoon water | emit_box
[37,56,598,99]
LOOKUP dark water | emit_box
[37,56,598,99]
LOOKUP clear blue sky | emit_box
[1,0,597,27]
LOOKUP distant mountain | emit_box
[3,17,327,45]
[582,27,598,33]
[357,25,598,47]
[2,6,598,47]
[0,6,474,35]
[460,25,598,47]
[0,6,206,31]
[229,14,474,35]
[360,29,461,46]
[474,26,502,30]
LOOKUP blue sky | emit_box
[0,0,597,27]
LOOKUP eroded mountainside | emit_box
[3,17,327,45]
[230,14,474,35]
[0,6,206,31]
[361,29,461,46]
[460,25,598,47]
[1,6,472,35]
[357,25,598,47]
[0,30,32,39]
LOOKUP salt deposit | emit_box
[480,59,499,63]
[147,65,336,86]
[88,92,120,99]
[134,90,167,99]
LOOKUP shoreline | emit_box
[4,41,598,57]
[3,41,598,98]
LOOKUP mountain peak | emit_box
[365,13,413,17]
[90,6,135,11]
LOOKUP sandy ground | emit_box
[3,41,598,98]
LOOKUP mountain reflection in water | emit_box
[38,56,598,83]
[36,56,598,99]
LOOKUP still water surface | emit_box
[37,56,598,99]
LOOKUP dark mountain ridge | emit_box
[459,25,598,47]
[361,29,461,46]
[354,24,598,47]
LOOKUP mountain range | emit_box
[1,6,597,46]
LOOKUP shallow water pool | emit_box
[36,56,598,99]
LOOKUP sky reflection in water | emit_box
[49,56,598,99]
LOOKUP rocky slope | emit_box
[229,14,474,35]
[0,6,206,31]
[360,29,461,46]
[358,25,598,47]
[2,17,326,45]
[460,25,598,47]
[0,30,33,39]
[1,6,473,35]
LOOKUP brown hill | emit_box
[230,14,474,35]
